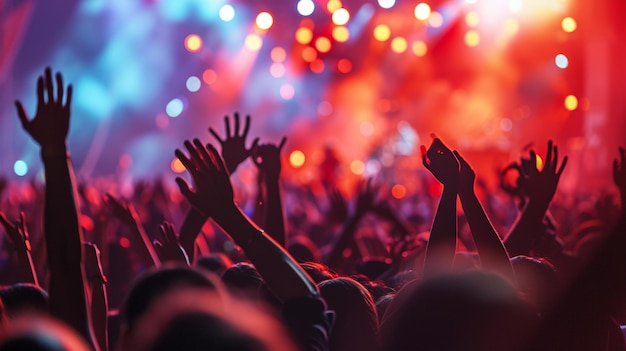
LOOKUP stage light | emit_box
[171,158,186,173]
[280,83,295,100]
[219,4,235,22]
[245,34,263,51]
[327,0,342,13]
[297,0,315,16]
[414,3,431,21]
[391,37,407,53]
[428,11,443,27]
[13,160,28,176]
[186,76,201,92]
[412,40,427,56]
[119,238,130,248]
[378,0,395,9]
[184,34,202,52]
[271,47,286,62]
[310,59,325,73]
[350,160,365,175]
[302,47,317,62]
[270,63,286,78]
[565,95,578,111]
[561,17,577,33]
[295,27,314,44]
[555,54,568,69]
[166,98,184,117]
[391,184,406,199]
[289,150,306,168]
[505,19,519,35]
[373,24,391,41]
[332,26,350,42]
[256,12,273,30]
[337,58,352,73]
[332,8,350,25]
[202,69,217,85]
[315,37,332,53]
[465,11,479,27]
[464,30,480,47]
[509,0,522,13]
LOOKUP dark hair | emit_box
[319,277,381,351]
[0,284,48,317]
[300,262,337,283]
[381,271,536,351]
[221,262,263,294]
[195,254,233,276]
[121,266,216,332]
[149,311,267,351]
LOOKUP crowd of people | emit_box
[0,67,625,351]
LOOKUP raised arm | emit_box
[454,150,514,280]
[14,68,94,345]
[153,221,189,265]
[103,194,161,268]
[0,212,38,285]
[613,147,626,211]
[421,138,459,276]
[504,141,568,257]
[83,243,108,351]
[252,137,287,247]
[175,139,318,301]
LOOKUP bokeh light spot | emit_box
[391,37,407,53]
[555,54,569,69]
[166,98,184,118]
[428,11,443,27]
[13,160,28,177]
[412,40,427,56]
[391,184,407,199]
[332,8,350,25]
[184,34,202,52]
[245,34,263,51]
[315,37,332,53]
[280,83,295,100]
[270,63,286,78]
[186,76,201,92]
[373,24,391,41]
[565,95,578,111]
[297,0,315,16]
[302,46,318,62]
[289,150,306,168]
[465,11,479,27]
[464,30,480,47]
[337,58,352,73]
[562,17,577,33]
[271,47,287,62]
[332,26,350,42]
[171,158,186,173]
[350,160,365,175]
[414,3,431,20]
[202,69,217,85]
[327,0,342,13]
[310,59,325,73]
[296,27,314,44]
[219,4,235,22]
[256,12,274,30]
[378,0,396,9]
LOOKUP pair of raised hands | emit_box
[422,138,568,201]
[209,113,286,180]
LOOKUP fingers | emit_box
[528,151,539,174]
[56,72,64,104]
[45,67,54,104]
[242,115,251,137]
[65,84,73,109]
[249,137,260,154]
[0,212,11,230]
[453,150,467,167]
[193,138,212,169]
[234,112,240,136]
[175,177,194,199]
[37,77,44,105]
[545,140,553,171]
[224,115,232,137]
[278,136,287,151]
[209,127,224,144]
[207,143,228,174]
[556,156,568,177]
[14,101,29,128]
[420,145,430,167]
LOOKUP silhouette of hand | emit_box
[328,188,349,225]
[614,147,626,204]
[453,150,476,194]
[15,67,73,149]
[252,137,286,181]
[209,112,259,173]
[153,222,189,264]
[0,212,31,252]
[103,194,136,226]
[175,139,235,219]
[421,138,459,187]
[355,178,379,217]
[524,140,568,205]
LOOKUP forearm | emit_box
[424,185,458,275]
[178,208,209,263]
[126,218,161,268]
[16,250,38,285]
[459,190,514,279]
[90,281,109,351]
[263,177,286,247]
[214,206,318,301]
[42,149,94,346]
[504,199,550,257]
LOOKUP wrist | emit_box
[41,144,68,159]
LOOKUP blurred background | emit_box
[1,0,625,196]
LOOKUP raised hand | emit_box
[252,137,287,181]
[175,139,235,220]
[453,150,476,194]
[355,178,380,218]
[614,147,626,209]
[0,212,31,252]
[15,67,73,149]
[327,187,349,225]
[153,222,189,265]
[103,193,135,226]
[523,140,568,205]
[209,112,259,173]
[421,138,459,187]
[83,242,106,284]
